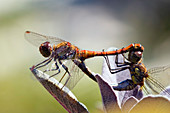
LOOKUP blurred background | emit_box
[0,0,170,113]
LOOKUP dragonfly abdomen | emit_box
[76,43,144,61]
[78,49,125,60]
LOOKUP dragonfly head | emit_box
[128,50,143,64]
[39,41,52,57]
[130,43,144,52]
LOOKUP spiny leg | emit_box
[102,49,129,74]
[102,49,114,72]
[34,57,53,70]
[121,53,129,61]
[58,71,67,83]
[104,56,130,74]
[121,47,129,61]
[103,53,130,74]
[48,62,61,78]
[57,60,71,88]
[115,47,131,67]
[44,61,56,72]
[58,60,71,76]
[115,53,129,67]
[104,54,113,71]
[61,72,71,89]
[110,66,130,74]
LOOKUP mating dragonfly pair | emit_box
[25,31,170,95]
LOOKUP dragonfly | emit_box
[104,44,170,95]
[25,31,143,90]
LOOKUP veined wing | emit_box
[65,59,84,90]
[144,65,170,95]
[25,31,66,47]
[58,59,84,90]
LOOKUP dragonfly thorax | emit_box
[130,65,145,86]
[39,41,52,57]
[54,42,77,60]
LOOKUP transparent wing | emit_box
[144,65,170,95]
[65,59,84,90]
[147,65,170,87]
[25,31,66,47]
[57,59,84,90]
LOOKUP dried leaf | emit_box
[31,68,89,113]
[95,74,121,113]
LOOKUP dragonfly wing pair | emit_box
[144,65,170,95]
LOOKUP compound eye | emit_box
[39,41,52,57]
[135,51,142,58]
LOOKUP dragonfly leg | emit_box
[58,60,71,76]
[73,59,97,82]
[34,57,53,69]
[54,60,71,88]
[102,51,116,74]
[103,54,112,70]
[61,73,71,89]
[115,54,129,67]
[104,54,130,74]
[112,79,137,91]
[103,49,130,74]
[44,62,59,72]
[110,66,130,74]
[102,49,117,70]
[121,47,129,61]
[49,62,61,78]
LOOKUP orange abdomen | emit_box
[77,43,144,60]
[77,50,119,60]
